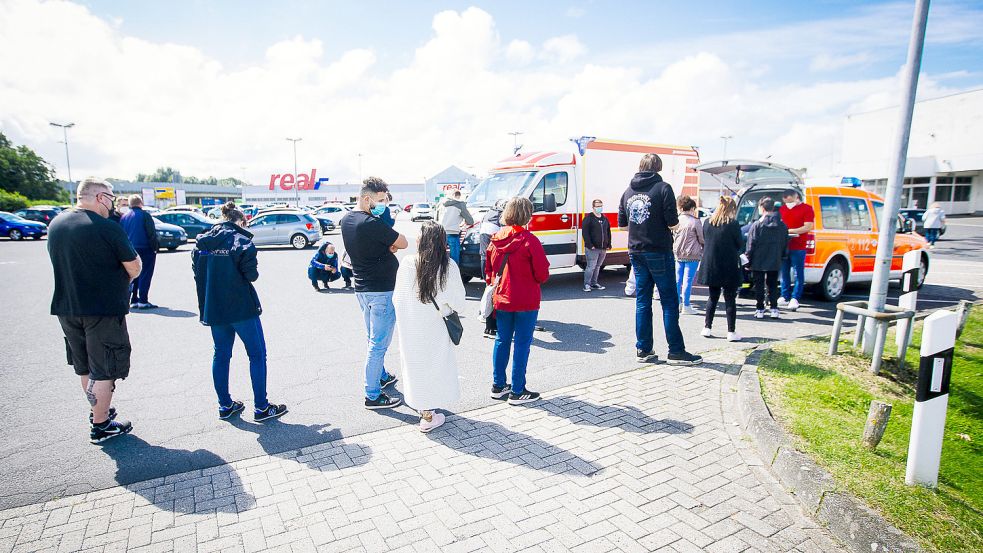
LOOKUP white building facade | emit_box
[839,88,983,215]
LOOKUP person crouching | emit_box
[309,242,341,292]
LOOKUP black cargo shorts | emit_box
[58,315,132,381]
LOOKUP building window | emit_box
[820,196,872,231]
[936,176,954,185]
[954,185,972,202]
[955,176,973,184]
[935,186,953,202]
[903,177,931,185]
[910,186,929,209]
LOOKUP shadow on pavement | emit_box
[532,320,614,353]
[525,395,694,434]
[427,415,603,476]
[228,417,372,472]
[129,307,197,318]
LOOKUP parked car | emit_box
[154,211,218,239]
[164,205,204,214]
[409,203,434,221]
[153,217,188,251]
[205,206,224,219]
[388,203,402,219]
[13,208,59,225]
[29,205,63,213]
[246,210,321,249]
[697,160,930,302]
[313,215,337,233]
[0,211,47,240]
[404,204,413,212]
[898,208,947,237]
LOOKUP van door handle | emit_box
[560,215,569,223]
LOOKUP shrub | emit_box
[0,189,29,211]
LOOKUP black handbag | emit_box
[432,298,463,345]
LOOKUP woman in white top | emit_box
[392,222,468,432]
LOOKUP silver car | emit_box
[246,210,321,249]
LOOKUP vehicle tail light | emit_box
[305,223,314,230]
[806,238,816,255]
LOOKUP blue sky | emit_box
[3,0,982,182]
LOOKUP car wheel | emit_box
[168,246,178,251]
[32,235,42,240]
[290,233,309,249]
[8,229,22,241]
[819,259,847,302]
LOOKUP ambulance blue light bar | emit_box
[841,177,862,187]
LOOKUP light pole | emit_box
[720,135,733,159]
[357,153,363,184]
[49,122,75,183]
[508,131,524,155]
[286,137,302,207]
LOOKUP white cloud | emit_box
[565,6,586,18]
[810,52,873,72]
[506,39,534,65]
[541,35,586,64]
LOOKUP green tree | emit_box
[0,133,68,201]
[136,167,183,183]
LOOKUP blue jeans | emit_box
[631,252,686,355]
[210,316,269,410]
[924,228,940,245]
[675,260,699,307]
[129,247,156,304]
[355,291,395,400]
[493,310,538,394]
[780,249,808,301]
[447,234,461,264]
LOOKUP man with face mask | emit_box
[340,177,409,410]
[47,178,142,444]
[581,198,612,292]
[777,189,815,311]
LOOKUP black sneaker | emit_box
[667,351,703,366]
[88,407,117,424]
[312,281,321,291]
[508,390,541,405]
[218,400,245,420]
[254,403,288,422]
[637,349,658,362]
[364,393,401,410]
[380,374,398,389]
[90,419,133,444]
[483,329,497,339]
[490,383,511,400]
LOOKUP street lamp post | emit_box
[508,131,524,155]
[357,153,363,184]
[286,138,302,207]
[49,122,75,183]
[720,135,733,159]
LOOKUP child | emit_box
[672,195,704,314]
[308,242,341,292]
[745,197,788,319]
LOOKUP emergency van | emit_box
[459,138,701,281]
[697,160,930,301]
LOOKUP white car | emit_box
[164,205,204,214]
[409,203,433,221]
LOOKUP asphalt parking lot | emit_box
[0,216,979,509]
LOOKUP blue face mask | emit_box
[593,207,603,216]
[326,253,335,258]
[370,203,387,217]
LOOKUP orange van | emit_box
[697,160,930,301]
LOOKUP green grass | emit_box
[757,308,983,552]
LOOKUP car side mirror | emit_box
[543,193,557,213]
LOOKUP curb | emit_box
[736,347,922,553]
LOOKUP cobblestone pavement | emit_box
[0,349,843,553]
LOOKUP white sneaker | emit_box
[777,297,789,308]
[727,332,742,342]
[755,310,765,319]
[583,285,592,293]
[682,305,699,315]
[788,298,800,311]
[419,412,445,433]
[701,327,712,338]
[770,308,780,319]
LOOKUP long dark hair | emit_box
[415,222,449,303]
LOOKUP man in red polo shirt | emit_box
[778,189,814,311]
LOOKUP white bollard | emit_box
[905,310,957,488]
[896,250,921,349]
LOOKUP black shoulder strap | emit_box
[497,252,511,277]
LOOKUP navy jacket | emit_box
[745,211,788,272]
[308,248,340,281]
[192,222,262,326]
[120,207,159,250]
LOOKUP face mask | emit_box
[785,202,796,209]
[326,253,335,258]
[370,203,387,217]
[593,207,603,216]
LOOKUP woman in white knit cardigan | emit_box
[392,222,468,432]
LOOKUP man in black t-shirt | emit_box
[48,178,142,444]
[340,177,408,410]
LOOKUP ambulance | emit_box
[459,137,700,281]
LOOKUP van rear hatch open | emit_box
[696,160,803,196]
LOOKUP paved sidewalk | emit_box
[0,349,843,553]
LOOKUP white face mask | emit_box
[785,202,797,209]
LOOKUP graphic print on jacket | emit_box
[626,194,652,225]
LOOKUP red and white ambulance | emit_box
[459,137,700,281]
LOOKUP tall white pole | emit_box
[49,122,75,183]
[286,137,302,207]
[720,135,732,159]
[864,0,930,353]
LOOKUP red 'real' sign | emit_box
[269,169,329,190]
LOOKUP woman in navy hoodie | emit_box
[192,202,287,422]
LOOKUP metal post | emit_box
[870,321,890,375]
[864,0,931,353]
[49,122,75,184]
[829,309,844,356]
[854,315,866,348]
[720,135,732,159]
[896,250,921,349]
[286,137,302,207]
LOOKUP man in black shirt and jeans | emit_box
[618,154,702,366]
[341,177,409,410]
[48,178,143,444]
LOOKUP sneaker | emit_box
[490,383,512,400]
[583,285,592,292]
[90,419,133,444]
[380,374,398,389]
[777,297,789,308]
[483,329,497,339]
[136,303,157,309]
[364,393,401,410]
[508,390,541,405]
[682,305,699,315]
[788,298,800,311]
[311,281,320,291]
[636,349,658,363]
[700,327,712,338]
[591,284,606,290]
[129,302,140,310]
[770,308,780,319]
[755,310,765,319]
[727,332,743,342]
[218,400,245,420]
[419,412,446,433]
[89,407,117,424]
[667,352,703,366]
[254,403,288,421]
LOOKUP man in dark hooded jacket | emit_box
[618,153,702,366]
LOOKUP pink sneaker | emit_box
[419,412,446,433]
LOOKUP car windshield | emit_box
[416,204,430,208]
[468,171,537,207]
[0,212,24,222]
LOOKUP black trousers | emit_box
[705,286,738,332]
[753,270,779,310]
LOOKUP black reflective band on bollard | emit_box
[901,267,922,293]
[916,347,953,402]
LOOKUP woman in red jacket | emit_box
[484,197,550,405]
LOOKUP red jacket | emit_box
[484,226,550,312]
